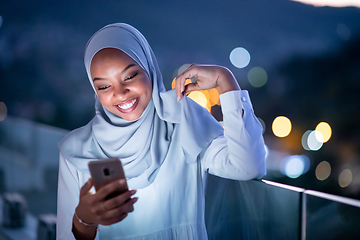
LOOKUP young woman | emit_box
[57,23,266,240]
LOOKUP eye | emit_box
[97,85,110,90]
[125,72,138,81]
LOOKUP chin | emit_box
[119,113,141,122]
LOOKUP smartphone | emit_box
[88,158,128,200]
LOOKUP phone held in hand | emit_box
[88,157,128,200]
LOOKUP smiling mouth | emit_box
[116,97,139,113]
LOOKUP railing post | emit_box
[301,192,307,240]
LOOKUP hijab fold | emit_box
[59,23,223,189]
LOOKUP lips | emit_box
[115,97,139,113]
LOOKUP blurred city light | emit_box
[315,161,331,181]
[173,76,220,111]
[178,63,191,76]
[315,122,332,143]
[301,130,312,150]
[0,102,8,121]
[338,169,352,188]
[272,116,292,137]
[247,67,268,88]
[257,117,266,134]
[280,155,310,178]
[208,88,220,106]
[291,0,360,8]
[229,47,251,69]
[337,23,351,41]
[308,130,323,151]
[188,91,211,112]
[171,78,192,89]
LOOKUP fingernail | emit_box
[177,96,180,102]
[132,197,138,203]
[119,179,125,184]
[130,190,137,195]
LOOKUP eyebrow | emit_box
[93,64,137,82]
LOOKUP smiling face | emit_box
[90,48,152,121]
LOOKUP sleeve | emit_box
[56,153,100,240]
[202,90,267,180]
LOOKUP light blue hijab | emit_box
[59,23,224,189]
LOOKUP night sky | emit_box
[1,0,360,198]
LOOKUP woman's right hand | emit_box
[73,178,138,239]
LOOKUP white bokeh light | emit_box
[302,130,312,151]
[229,47,251,69]
[308,130,323,151]
[280,155,310,178]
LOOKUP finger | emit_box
[175,75,185,102]
[80,179,93,196]
[95,179,128,201]
[175,65,197,101]
[183,82,201,94]
[102,197,138,221]
[105,190,137,210]
[100,213,128,226]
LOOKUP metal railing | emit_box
[0,117,359,240]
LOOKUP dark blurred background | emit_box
[1,0,360,204]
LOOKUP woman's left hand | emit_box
[175,64,240,101]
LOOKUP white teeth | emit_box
[118,98,137,110]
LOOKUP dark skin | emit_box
[73,179,137,240]
[72,48,241,240]
[72,49,144,240]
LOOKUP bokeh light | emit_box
[272,116,292,137]
[337,23,351,41]
[0,102,8,121]
[229,47,251,68]
[257,117,266,134]
[280,155,310,178]
[308,130,323,151]
[171,78,192,89]
[338,169,352,188]
[178,63,192,76]
[315,161,331,181]
[247,67,268,87]
[315,122,332,143]
[301,130,312,151]
[188,91,211,112]
[172,77,220,111]
[208,88,220,106]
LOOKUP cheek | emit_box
[137,78,152,100]
[145,83,152,102]
[97,93,112,106]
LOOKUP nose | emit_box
[112,82,130,101]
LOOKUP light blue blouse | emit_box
[56,90,266,240]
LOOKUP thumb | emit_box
[80,178,94,196]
